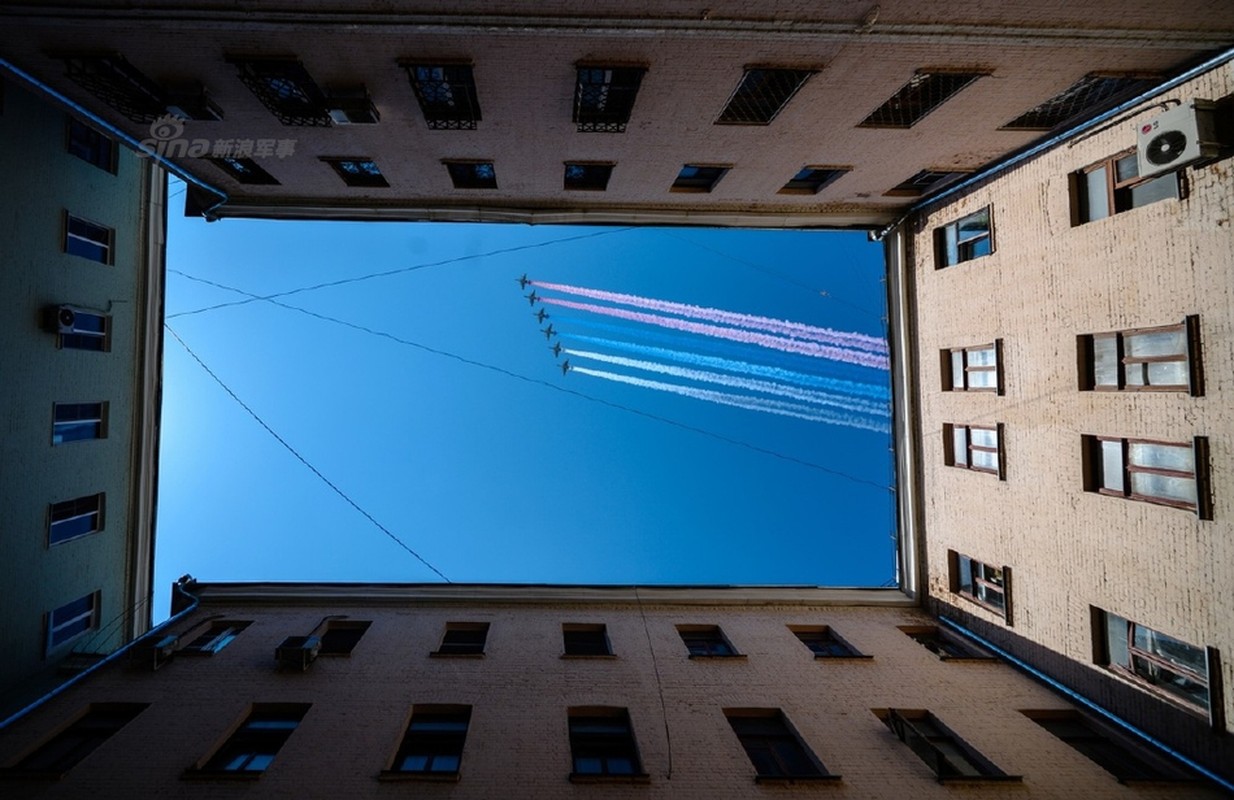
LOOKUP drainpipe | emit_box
[0,577,202,732]
[0,57,229,218]
[939,615,1234,793]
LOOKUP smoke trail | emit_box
[570,333,890,402]
[572,367,890,433]
[565,349,889,418]
[532,280,887,354]
[541,297,889,370]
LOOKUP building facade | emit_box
[0,581,1226,797]
[0,79,164,718]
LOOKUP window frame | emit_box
[900,626,994,661]
[1082,435,1211,518]
[52,401,108,445]
[382,705,471,780]
[63,212,114,265]
[567,707,648,781]
[670,164,730,193]
[320,157,389,188]
[714,66,817,126]
[227,57,331,126]
[562,624,613,657]
[65,117,117,173]
[48,493,104,545]
[881,709,1019,781]
[443,160,497,190]
[55,308,111,352]
[402,62,482,130]
[884,169,969,197]
[947,551,1012,624]
[778,165,849,195]
[934,206,994,268]
[208,157,280,186]
[180,620,251,655]
[432,622,489,657]
[573,65,646,133]
[724,708,837,782]
[563,162,614,192]
[677,624,743,658]
[10,703,148,776]
[316,620,371,655]
[1002,73,1153,131]
[942,423,1005,479]
[858,70,986,129]
[1071,148,1181,225]
[1077,317,1202,395]
[787,625,869,659]
[45,591,100,654]
[1021,709,1194,782]
[196,704,310,776]
[941,340,1002,393]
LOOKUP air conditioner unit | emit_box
[43,305,77,334]
[1136,100,1218,179]
[275,636,321,671]
[130,634,180,671]
[326,89,380,125]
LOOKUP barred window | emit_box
[404,64,481,130]
[1004,74,1152,130]
[573,66,645,133]
[859,71,984,128]
[716,68,815,125]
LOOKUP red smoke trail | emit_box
[540,297,889,370]
[531,280,886,354]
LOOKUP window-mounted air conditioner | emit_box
[1136,99,1218,179]
[275,636,321,671]
[43,305,78,334]
[130,634,179,670]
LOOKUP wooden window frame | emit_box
[1083,435,1211,518]
[934,206,993,268]
[947,551,1012,624]
[1077,317,1202,395]
[724,708,837,781]
[941,340,1002,393]
[1071,148,1182,225]
[942,423,1005,479]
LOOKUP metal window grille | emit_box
[60,54,166,123]
[716,68,815,125]
[574,67,645,133]
[230,59,330,126]
[859,72,983,128]
[404,64,481,130]
[1004,74,1151,130]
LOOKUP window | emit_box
[52,307,110,352]
[403,63,481,130]
[46,592,99,652]
[942,341,1002,393]
[58,54,167,123]
[725,709,834,780]
[1095,609,1221,725]
[12,703,147,775]
[900,626,993,660]
[209,157,279,185]
[53,402,107,445]
[444,161,496,189]
[943,423,1004,478]
[563,162,613,191]
[387,706,470,777]
[318,620,371,655]
[1082,435,1210,517]
[788,626,867,658]
[677,625,739,657]
[49,493,104,544]
[201,704,310,774]
[64,214,113,264]
[778,166,848,195]
[885,169,968,197]
[567,708,645,779]
[433,622,489,656]
[1078,318,1201,394]
[322,158,389,188]
[948,552,1010,622]
[1022,710,1191,782]
[66,118,116,173]
[935,206,993,267]
[573,66,645,133]
[1071,149,1179,225]
[181,620,250,655]
[562,624,612,656]
[228,58,330,126]
[671,164,729,193]
[882,709,1017,780]
[858,71,985,128]
[716,67,815,125]
[1004,74,1152,131]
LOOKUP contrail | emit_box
[541,298,889,370]
[572,367,891,433]
[570,334,890,402]
[565,349,890,418]
[532,280,887,354]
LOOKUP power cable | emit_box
[634,588,673,780]
[169,270,891,493]
[165,324,451,582]
[167,227,637,320]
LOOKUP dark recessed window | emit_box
[1072,149,1179,225]
[445,161,496,189]
[716,68,815,125]
[778,166,848,195]
[885,169,968,197]
[568,708,644,778]
[1004,74,1153,131]
[53,402,107,445]
[181,620,250,655]
[403,63,481,130]
[942,341,1002,393]
[49,493,104,544]
[64,214,113,264]
[47,592,99,652]
[322,158,389,188]
[725,710,833,780]
[563,163,613,191]
[789,626,865,658]
[943,423,1004,479]
[1023,710,1192,781]
[209,157,279,185]
[318,620,371,655]
[434,622,489,655]
[949,551,1011,622]
[573,66,645,133]
[677,625,739,657]
[671,164,728,193]
[14,703,148,775]
[883,709,1017,780]
[900,626,993,660]
[389,706,471,775]
[66,118,116,173]
[563,624,612,656]
[1083,436,1210,518]
[58,54,167,123]
[1078,318,1201,395]
[201,705,310,773]
[859,71,984,128]
[228,58,330,126]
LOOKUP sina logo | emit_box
[149,114,186,141]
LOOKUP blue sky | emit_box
[154,179,894,620]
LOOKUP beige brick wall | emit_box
[911,60,1234,754]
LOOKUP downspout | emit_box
[0,577,202,732]
[873,43,1234,241]
[0,57,229,218]
[939,615,1234,793]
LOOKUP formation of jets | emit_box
[517,275,569,376]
